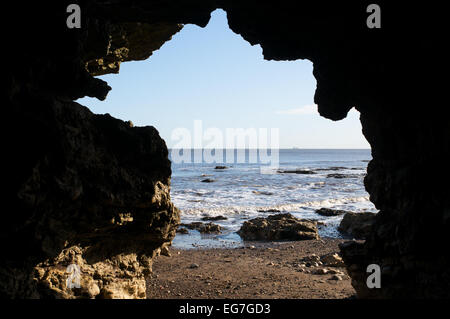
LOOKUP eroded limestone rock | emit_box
[1,98,179,298]
[85,22,183,76]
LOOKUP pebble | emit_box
[329,275,343,281]
[314,268,329,275]
[189,263,199,269]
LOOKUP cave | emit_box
[2,0,448,299]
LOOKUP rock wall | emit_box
[3,0,447,298]
[2,3,183,298]
[221,1,448,298]
[2,94,179,298]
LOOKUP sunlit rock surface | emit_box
[238,213,319,241]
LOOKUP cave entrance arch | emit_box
[7,1,441,300]
[79,9,373,299]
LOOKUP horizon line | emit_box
[167,148,371,150]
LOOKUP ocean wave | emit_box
[179,196,372,217]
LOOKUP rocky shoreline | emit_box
[175,209,377,247]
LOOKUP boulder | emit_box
[215,166,228,170]
[257,209,281,213]
[338,212,377,239]
[329,275,343,281]
[316,208,350,216]
[320,252,345,267]
[201,215,228,221]
[326,173,359,179]
[237,213,319,241]
[277,169,316,174]
[300,254,321,264]
[181,222,222,234]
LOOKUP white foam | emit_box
[179,195,372,217]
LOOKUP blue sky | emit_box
[78,9,369,149]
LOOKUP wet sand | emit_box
[147,238,355,299]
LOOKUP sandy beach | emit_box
[147,238,355,299]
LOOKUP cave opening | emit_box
[4,1,447,300]
[77,9,374,298]
[79,9,373,246]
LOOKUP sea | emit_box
[169,149,376,249]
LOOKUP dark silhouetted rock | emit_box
[2,100,179,299]
[201,178,215,183]
[326,173,359,179]
[215,166,228,170]
[316,208,351,216]
[201,215,228,221]
[277,169,316,174]
[181,222,222,234]
[257,209,281,213]
[338,212,377,239]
